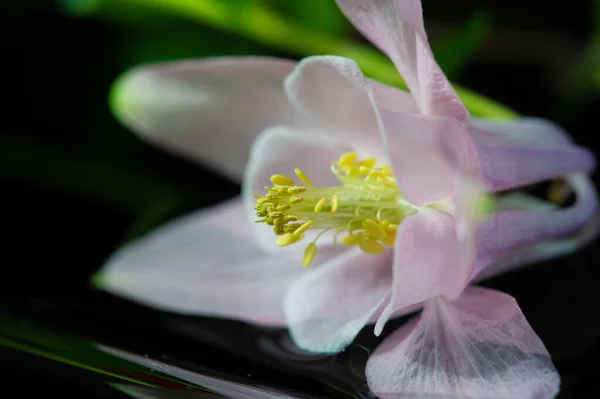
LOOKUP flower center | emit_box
[254,152,418,266]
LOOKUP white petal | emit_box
[113,57,299,181]
[284,249,392,353]
[98,198,312,326]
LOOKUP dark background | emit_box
[1,0,599,397]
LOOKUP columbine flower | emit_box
[97,0,598,397]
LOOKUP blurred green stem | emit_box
[128,0,518,119]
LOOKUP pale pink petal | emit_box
[380,110,479,206]
[283,56,469,206]
[242,126,346,252]
[366,287,560,399]
[375,211,474,335]
[99,346,300,398]
[469,119,595,192]
[97,197,334,326]
[112,57,298,181]
[336,0,468,120]
[474,173,598,278]
[283,55,417,159]
[284,249,392,353]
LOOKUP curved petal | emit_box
[469,119,596,192]
[283,55,417,159]
[243,126,346,252]
[381,110,480,205]
[375,210,474,335]
[97,197,325,326]
[284,249,392,353]
[473,173,599,278]
[112,57,298,181]
[366,287,560,399]
[335,0,468,120]
[283,55,473,206]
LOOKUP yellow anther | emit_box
[287,187,306,194]
[294,168,313,187]
[358,236,386,255]
[303,243,318,267]
[255,151,409,266]
[342,235,358,246]
[363,219,387,239]
[381,233,396,247]
[357,157,376,169]
[293,220,313,237]
[380,176,398,188]
[339,151,358,168]
[284,224,301,233]
[347,166,362,177]
[314,197,327,212]
[277,233,302,247]
[289,196,303,204]
[331,194,339,215]
[270,174,295,186]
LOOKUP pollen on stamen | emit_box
[254,151,411,267]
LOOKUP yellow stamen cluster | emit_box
[254,152,414,267]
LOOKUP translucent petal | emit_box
[112,57,298,181]
[335,0,468,120]
[474,173,598,278]
[284,249,392,353]
[366,287,560,399]
[375,211,474,335]
[469,119,595,192]
[98,198,327,326]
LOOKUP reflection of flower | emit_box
[97,0,597,397]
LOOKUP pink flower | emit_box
[97,0,597,397]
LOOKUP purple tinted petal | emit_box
[473,173,598,278]
[470,119,595,192]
